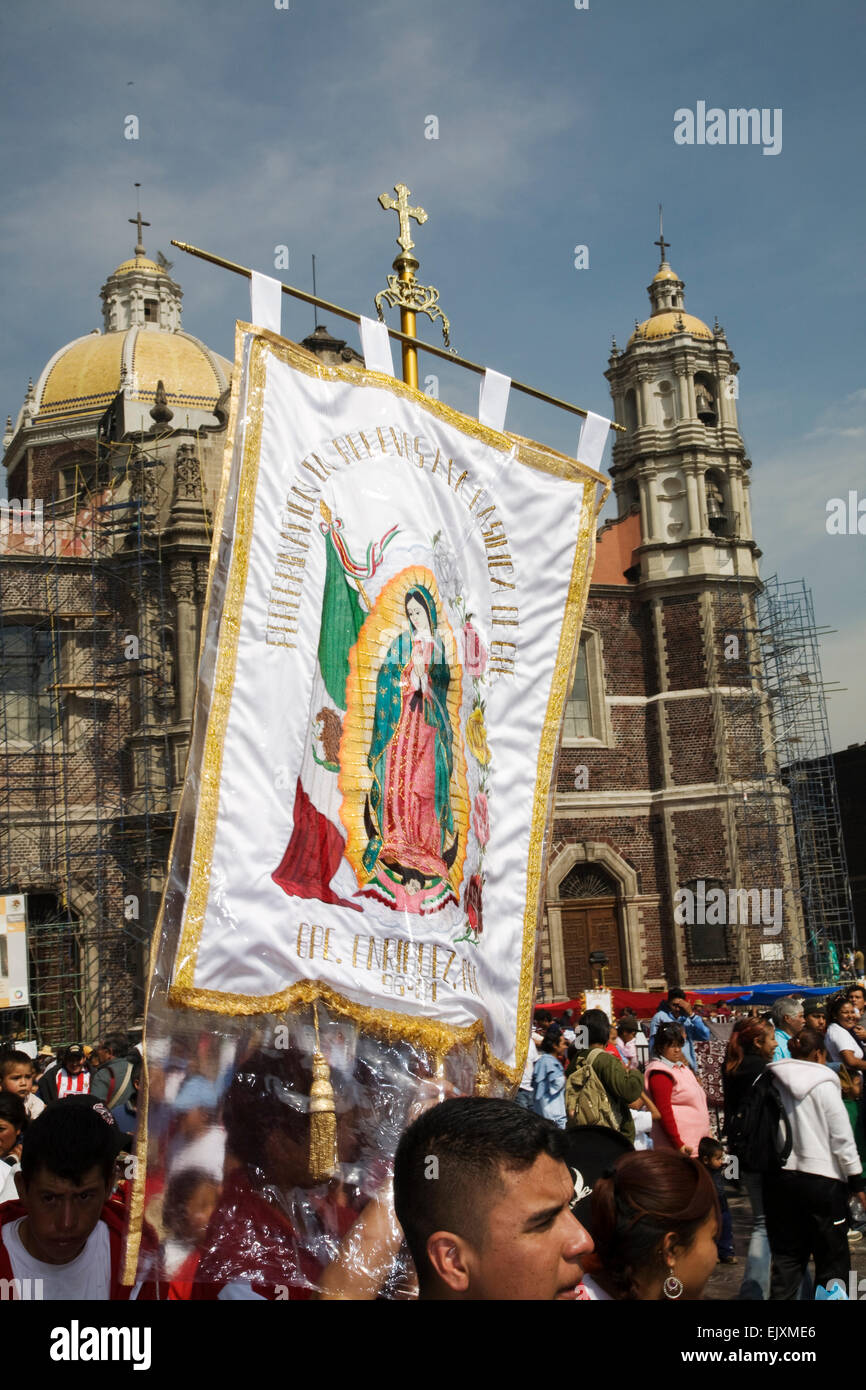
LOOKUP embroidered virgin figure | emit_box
[341,568,468,915]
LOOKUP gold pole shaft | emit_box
[400,304,418,388]
[396,255,419,388]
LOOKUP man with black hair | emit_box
[90,1034,135,1110]
[566,1010,643,1140]
[0,1101,160,1298]
[392,1097,592,1299]
[649,988,710,1070]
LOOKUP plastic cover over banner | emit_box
[127,325,606,1293]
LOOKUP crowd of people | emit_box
[0,979,864,1301]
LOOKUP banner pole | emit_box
[170,239,624,433]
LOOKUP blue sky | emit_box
[1,0,863,747]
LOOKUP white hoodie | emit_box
[767,1059,861,1184]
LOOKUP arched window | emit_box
[694,373,718,426]
[562,631,612,745]
[559,864,618,900]
[704,469,731,536]
[624,389,638,433]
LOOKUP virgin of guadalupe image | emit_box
[341,571,468,915]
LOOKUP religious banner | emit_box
[163,324,605,1080]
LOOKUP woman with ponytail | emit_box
[574,1150,719,1300]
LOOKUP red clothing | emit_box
[646,1070,683,1147]
[646,1060,710,1153]
[167,1246,201,1301]
[56,1069,90,1099]
[191,1168,358,1300]
[0,1194,161,1300]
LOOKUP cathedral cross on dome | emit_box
[654,203,670,266]
[129,189,151,256]
[378,183,427,254]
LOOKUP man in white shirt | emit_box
[0,1099,159,1299]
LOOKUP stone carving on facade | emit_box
[170,559,196,606]
[173,443,202,502]
[153,627,176,712]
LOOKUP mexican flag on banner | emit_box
[271,506,397,910]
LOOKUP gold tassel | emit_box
[309,1004,337,1182]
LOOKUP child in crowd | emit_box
[0,1050,46,1120]
[0,1092,28,1205]
[161,1166,221,1298]
[697,1135,736,1264]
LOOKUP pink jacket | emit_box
[645,1058,710,1153]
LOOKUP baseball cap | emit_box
[560,1126,634,1233]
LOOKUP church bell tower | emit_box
[605,230,759,586]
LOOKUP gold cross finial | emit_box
[378,182,427,254]
[129,185,150,256]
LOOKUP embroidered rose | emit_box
[462,622,487,678]
[466,708,491,766]
[472,792,490,846]
[466,875,484,936]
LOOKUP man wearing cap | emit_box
[649,989,710,1071]
[38,1045,91,1103]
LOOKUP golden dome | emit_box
[629,310,713,346]
[35,329,231,422]
[652,264,680,283]
[111,256,167,277]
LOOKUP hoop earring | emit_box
[663,1270,684,1300]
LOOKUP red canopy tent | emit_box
[534,988,747,1021]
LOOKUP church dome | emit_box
[34,328,231,423]
[111,255,168,278]
[629,311,713,345]
[652,264,680,283]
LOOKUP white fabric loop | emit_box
[250,272,283,335]
[577,410,610,472]
[359,316,395,377]
[478,368,511,432]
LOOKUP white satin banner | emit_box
[168,324,603,1076]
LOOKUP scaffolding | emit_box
[709,573,803,983]
[0,411,178,1046]
[756,575,856,979]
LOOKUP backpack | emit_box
[726,1071,792,1172]
[104,1058,134,1111]
[565,1049,619,1130]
